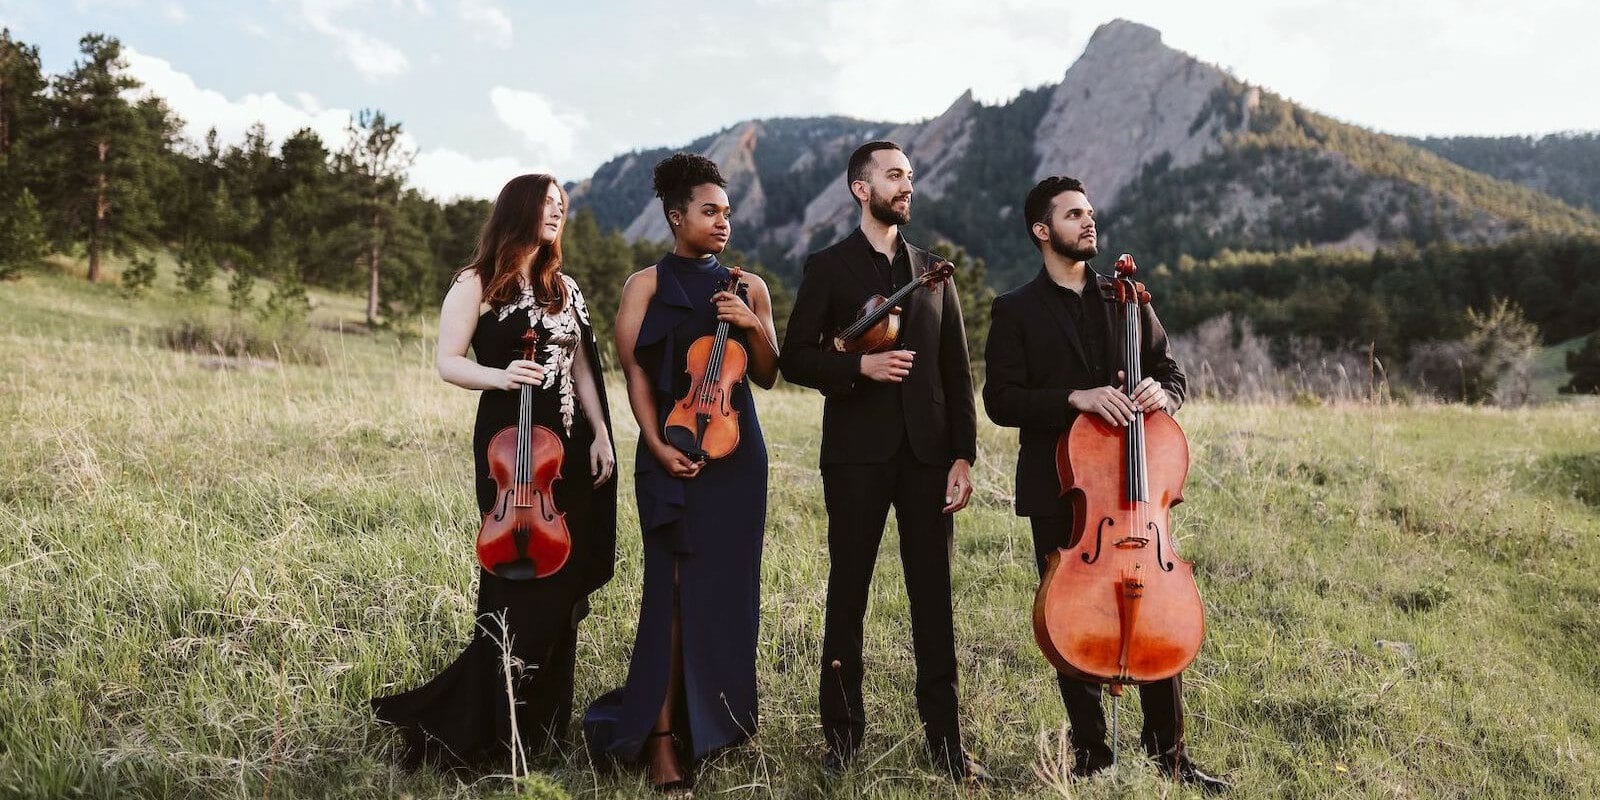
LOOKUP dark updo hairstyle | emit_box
[1023,175,1088,250]
[653,152,727,228]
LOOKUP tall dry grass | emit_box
[3,263,1599,798]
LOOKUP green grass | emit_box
[3,260,1600,799]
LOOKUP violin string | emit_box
[842,268,936,341]
[702,280,735,408]
[709,319,726,404]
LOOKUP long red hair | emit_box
[459,173,569,312]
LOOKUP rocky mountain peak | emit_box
[1085,18,1165,52]
[1033,17,1229,211]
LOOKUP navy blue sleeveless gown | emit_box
[584,253,768,762]
[372,275,617,773]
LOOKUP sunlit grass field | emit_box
[4,260,1599,799]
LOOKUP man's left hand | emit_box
[943,458,973,514]
[1129,377,1171,413]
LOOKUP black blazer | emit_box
[983,270,1186,517]
[780,228,977,468]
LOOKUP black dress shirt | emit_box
[1044,280,1108,380]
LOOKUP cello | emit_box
[1033,254,1204,723]
[663,273,750,462]
[831,258,955,353]
[477,327,572,580]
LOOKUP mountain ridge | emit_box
[570,19,1600,288]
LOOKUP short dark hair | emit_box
[654,152,726,226]
[1023,176,1088,249]
[846,141,902,205]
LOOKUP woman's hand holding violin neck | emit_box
[713,267,758,331]
[500,359,546,390]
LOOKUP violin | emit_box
[663,275,749,462]
[477,327,572,580]
[831,258,955,354]
[1033,254,1204,690]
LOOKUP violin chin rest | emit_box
[663,425,708,463]
[491,558,537,581]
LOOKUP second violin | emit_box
[664,275,750,461]
[830,258,955,353]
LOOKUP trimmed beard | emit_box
[1048,230,1097,262]
[867,188,911,226]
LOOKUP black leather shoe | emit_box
[1071,746,1113,778]
[947,751,990,785]
[823,747,855,777]
[1158,756,1232,794]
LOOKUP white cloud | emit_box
[162,1,187,23]
[123,47,515,200]
[458,0,512,49]
[490,86,588,169]
[295,0,409,81]
[123,47,351,146]
[411,148,534,201]
[809,0,1075,120]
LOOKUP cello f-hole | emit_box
[1150,520,1174,571]
[1082,516,1114,564]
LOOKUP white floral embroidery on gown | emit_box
[498,274,589,436]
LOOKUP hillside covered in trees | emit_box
[3,24,1597,397]
[1411,132,1600,214]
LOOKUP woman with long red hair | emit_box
[371,173,618,773]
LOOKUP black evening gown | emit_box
[583,253,768,762]
[372,274,617,773]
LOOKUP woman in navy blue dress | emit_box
[583,154,778,794]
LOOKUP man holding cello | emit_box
[983,176,1229,792]
[780,141,986,783]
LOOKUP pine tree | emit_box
[335,109,414,326]
[47,34,175,282]
[932,242,995,361]
[372,188,441,321]
[0,188,47,278]
[0,30,48,191]
[120,254,156,294]
[1565,333,1600,394]
[560,209,635,346]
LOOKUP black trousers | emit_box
[1030,516,1185,764]
[819,444,963,770]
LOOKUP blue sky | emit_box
[2,0,1593,200]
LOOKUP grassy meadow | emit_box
[3,259,1600,799]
